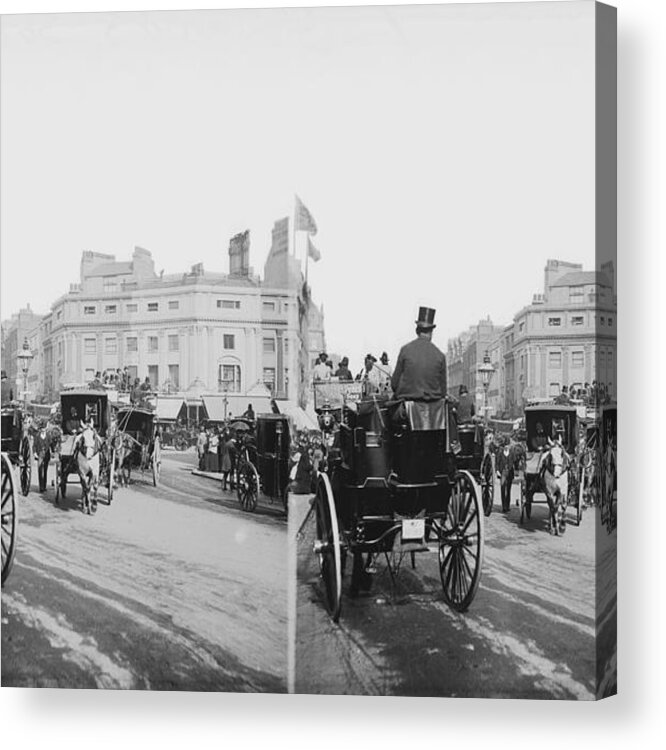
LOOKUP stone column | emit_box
[276,330,284,398]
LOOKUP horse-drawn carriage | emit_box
[1,451,18,585]
[310,382,484,622]
[116,406,162,487]
[519,404,580,532]
[1,405,32,496]
[599,404,617,533]
[235,415,291,514]
[54,389,114,513]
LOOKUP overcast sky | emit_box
[1,2,596,369]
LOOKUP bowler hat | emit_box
[364,353,377,362]
[415,306,436,329]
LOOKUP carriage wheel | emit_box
[282,482,289,516]
[1,454,18,586]
[480,453,494,517]
[438,470,484,612]
[313,472,342,621]
[237,460,259,512]
[19,437,31,496]
[108,448,116,504]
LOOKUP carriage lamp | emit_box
[17,338,34,412]
[478,351,495,424]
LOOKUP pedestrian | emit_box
[334,356,353,381]
[313,352,331,382]
[455,384,475,423]
[243,403,255,421]
[226,430,238,490]
[356,353,383,395]
[205,428,219,472]
[196,425,207,470]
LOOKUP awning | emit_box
[202,394,272,423]
[273,401,319,431]
[155,397,185,422]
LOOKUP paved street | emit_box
[294,478,615,699]
[1,450,287,691]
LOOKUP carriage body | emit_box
[519,404,580,524]
[1,406,33,496]
[116,406,162,485]
[235,415,291,513]
[55,389,114,503]
[455,422,495,516]
[311,394,484,622]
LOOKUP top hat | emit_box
[415,307,437,329]
[340,357,349,365]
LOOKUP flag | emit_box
[307,236,321,262]
[295,195,318,235]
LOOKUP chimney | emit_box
[229,230,250,277]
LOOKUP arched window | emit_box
[218,361,241,393]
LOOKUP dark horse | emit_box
[112,431,135,488]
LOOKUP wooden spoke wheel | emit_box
[236,459,259,512]
[313,473,342,622]
[19,436,31,496]
[282,482,289,516]
[480,453,494,517]
[1,454,18,586]
[152,439,161,487]
[438,470,484,612]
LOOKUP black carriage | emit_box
[236,415,290,514]
[310,384,484,623]
[116,406,162,486]
[455,422,495,517]
[1,451,18,585]
[519,404,579,525]
[55,389,114,505]
[1,405,32,496]
[599,404,617,533]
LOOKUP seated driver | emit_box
[531,422,549,451]
[65,407,81,434]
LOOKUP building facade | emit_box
[1,305,44,403]
[24,218,325,406]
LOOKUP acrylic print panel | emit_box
[0,0,616,699]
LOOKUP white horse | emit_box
[75,424,102,514]
[538,440,570,535]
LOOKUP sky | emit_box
[0,2,596,371]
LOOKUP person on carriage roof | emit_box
[455,384,476,423]
[391,307,447,402]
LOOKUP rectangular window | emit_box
[549,382,560,397]
[84,305,96,315]
[263,367,276,391]
[548,317,561,327]
[548,351,562,368]
[56,310,62,320]
[105,304,117,314]
[571,316,584,326]
[219,364,241,393]
[262,301,276,313]
[218,299,241,309]
[105,337,117,354]
[600,316,606,326]
[168,300,179,310]
[147,302,159,312]
[85,368,95,382]
[84,337,96,354]
[518,321,525,333]
[571,351,584,368]
[148,336,159,352]
[223,334,235,350]
[126,303,138,313]
[569,288,584,303]
[147,365,158,389]
[168,335,179,352]
[103,279,118,293]
[607,317,613,327]
[263,337,276,353]
[283,338,289,355]
[126,336,138,352]
[127,365,138,381]
[168,364,180,390]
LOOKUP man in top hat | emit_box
[334,356,353,381]
[313,352,331,382]
[391,307,447,401]
[455,384,476,423]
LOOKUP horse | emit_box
[74,424,102,514]
[537,441,570,535]
[113,431,135,488]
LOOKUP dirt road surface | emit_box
[294,478,615,699]
[1,450,287,692]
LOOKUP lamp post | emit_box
[478,350,495,424]
[17,338,34,413]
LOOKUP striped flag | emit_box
[307,236,321,262]
[295,195,318,235]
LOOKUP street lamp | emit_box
[17,338,34,412]
[478,350,495,424]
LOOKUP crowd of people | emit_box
[312,350,394,395]
[553,380,614,406]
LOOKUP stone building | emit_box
[28,218,325,409]
[1,305,44,403]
